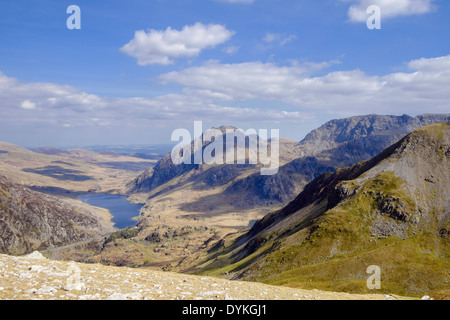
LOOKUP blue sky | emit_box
[0,0,449,147]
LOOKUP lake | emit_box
[77,194,144,229]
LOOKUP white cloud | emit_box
[0,71,307,130]
[222,45,240,55]
[407,55,450,72]
[263,33,278,43]
[345,0,436,22]
[263,33,296,46]
[158,60,342,102]
[20,100,36,110]
[120,23,235,65]
[158,55,450,115]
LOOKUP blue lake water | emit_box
[77,194,144,229]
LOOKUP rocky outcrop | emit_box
[0,174,114,255]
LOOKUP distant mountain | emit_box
[225,114,450,206]
[30,147,73,157]
[0,174,115,255]
[0,142,151,197]
[191,122,450,296]
[132,114,449,206]
[129,125,299,196]
[130,153,165,161]
[29,146,157,173]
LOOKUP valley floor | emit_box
[0,252,408,300]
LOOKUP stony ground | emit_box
[0,252,409,300]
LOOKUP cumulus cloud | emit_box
[158,55,450,115]
[0,72,100,113]
[20,100,36,110]
[344,0,436,22]
[0,71,307,130]
[222,45,240,55]
[263,33,296,46]
[120,23,235,65]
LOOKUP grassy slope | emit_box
[246,172,449,297]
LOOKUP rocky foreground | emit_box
[0,252,407,300]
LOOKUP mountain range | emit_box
[185,122,450,296]
[112,114,450,270]
[133,114,449,207]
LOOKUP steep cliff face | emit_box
[0,174,114,255]
[130,155,198,193]
[194,122,450,296]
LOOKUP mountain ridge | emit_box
[224,113,450,206]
